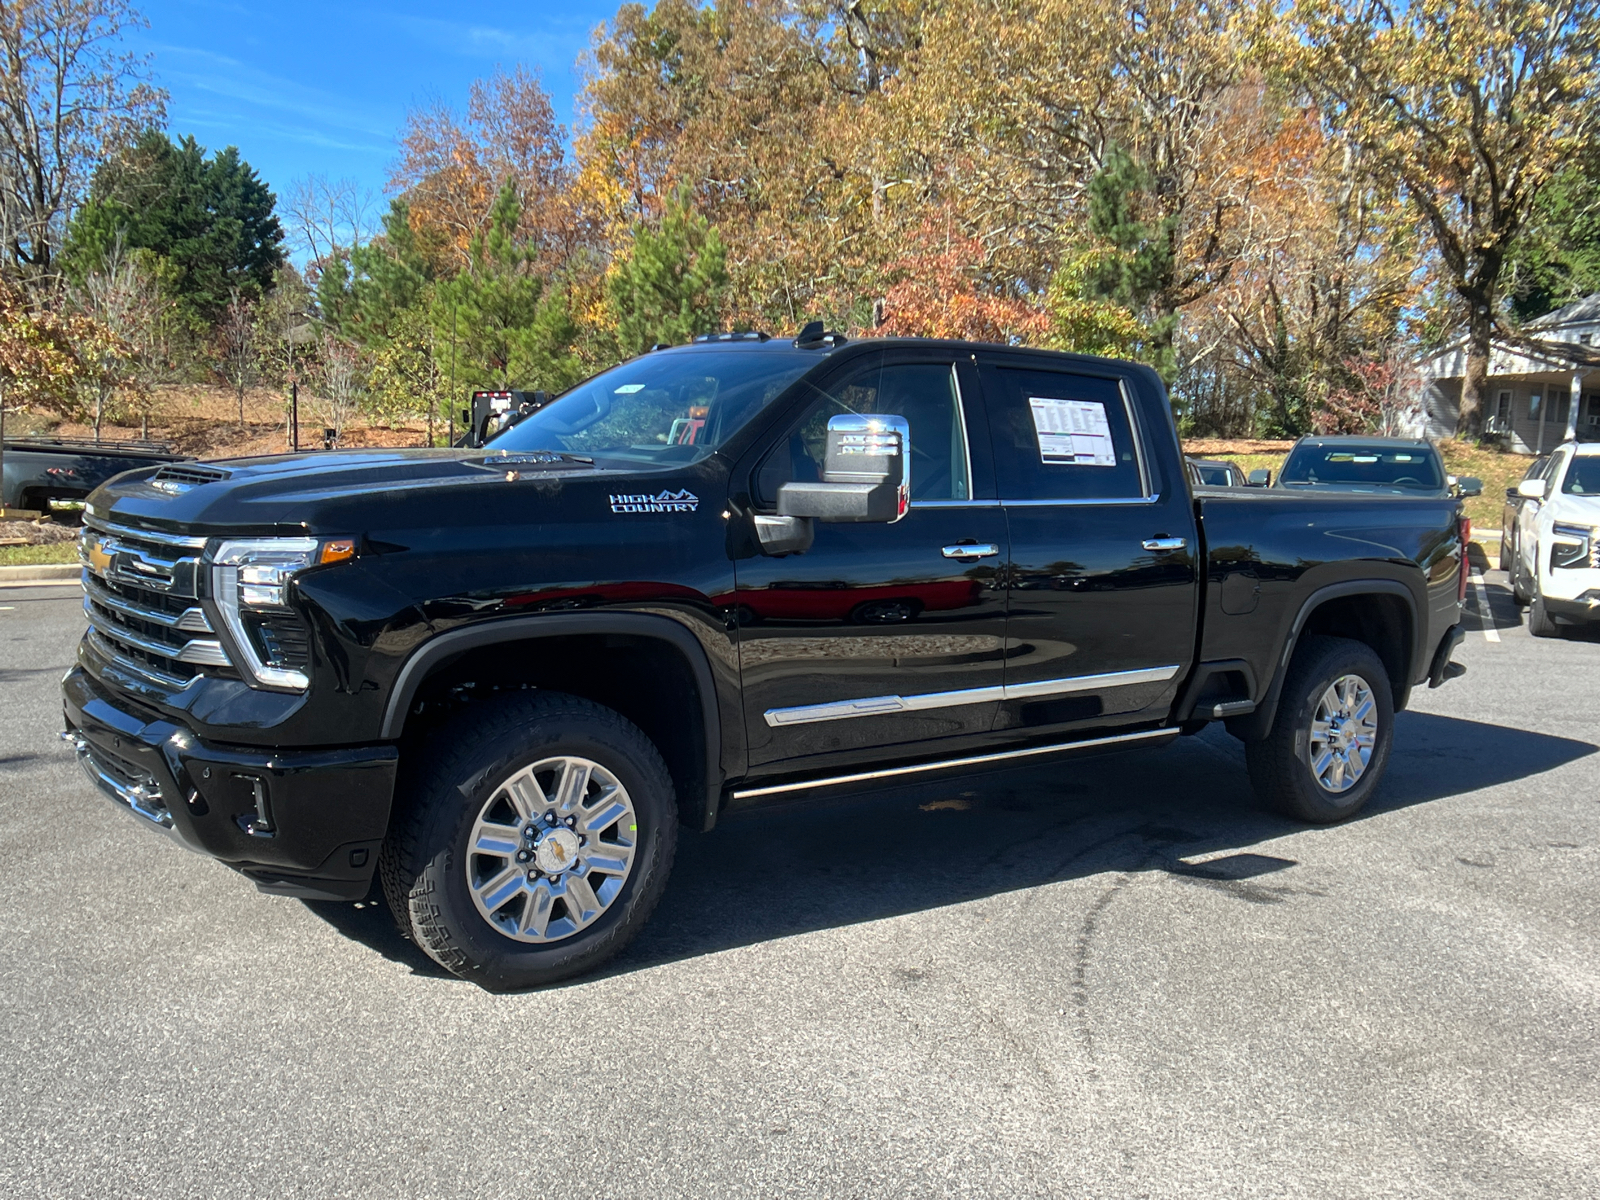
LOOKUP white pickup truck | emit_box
[1506,441,1600,635]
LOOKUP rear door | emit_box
[733,348,1009,769]
[978,355,1198,736]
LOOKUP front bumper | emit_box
[62,666,398,901]
[1541,591,1600,625]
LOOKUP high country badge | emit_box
[609,489,700,514]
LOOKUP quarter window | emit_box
[981,366,1146,500]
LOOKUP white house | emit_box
[1418,294,1600,453]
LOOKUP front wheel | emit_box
[381,692,678,991]
[1244,635,1394,823]
[1511,538,1533,605]
[1527,593,1561,638]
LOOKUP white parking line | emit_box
[1470,573,1500,643]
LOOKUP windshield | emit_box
[1194,462,1235,486]
[487,348,816,465]
[1561,455,1600,495]
[1279,443,1443,492]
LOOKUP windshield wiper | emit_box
[488,449,595,467]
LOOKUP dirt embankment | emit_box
[30,384,437,461]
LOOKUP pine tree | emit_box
[606,187,728,355]
[431,183,580,392]
[62,131,285,326]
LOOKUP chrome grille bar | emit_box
[83,572,212,632]
[83,598,229,666]
[83,513,210,550]
[85,628,192,690]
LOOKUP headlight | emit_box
[213,538,354,691]
[1551,522,1598,571]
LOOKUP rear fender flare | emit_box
[1226,579,1418,743]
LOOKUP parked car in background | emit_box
[2,436,191,519]
[1185,456,1247,487]
[1274,436,1482,501]
[1505,441,1600,636]
[1500,455,1551,573]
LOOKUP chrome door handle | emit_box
[1142,537,1187,552]
[942,543,1000,560]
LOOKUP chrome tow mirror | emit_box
[777,414,911,524]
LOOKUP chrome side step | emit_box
[729,726,1179,802]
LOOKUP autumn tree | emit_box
[70,231,158,435]
[392,67,576,277]
[366,307,443,441]
[217,287,257,431]
[0,0,164,291]
[1265,0,1600,438]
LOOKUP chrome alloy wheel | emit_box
[465,756,638,943]
[1308,674,1378,793]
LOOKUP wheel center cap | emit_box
[534,827,581,875]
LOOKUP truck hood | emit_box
[1548,492,1600,524]
[85,447,706,536]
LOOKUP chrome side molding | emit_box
[730,726,1180,801]
[763,665,1180,727]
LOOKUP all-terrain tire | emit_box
[380,691,678,991]
[1527,593,1561,638]
[1244,635,1394,824]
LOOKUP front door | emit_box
[734,350,1009,769]
[977,356,1198,737]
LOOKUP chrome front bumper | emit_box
[59,728,178,834]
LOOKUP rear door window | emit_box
[979,364,1146,500]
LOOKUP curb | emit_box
[0,563,81,588]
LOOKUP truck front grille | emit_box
[79,517,232,689]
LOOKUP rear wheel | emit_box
[1244,635,1394,823]
[1499,529,1516,573]
[381,692,678,991]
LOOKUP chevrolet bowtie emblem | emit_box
[86,536,113,577]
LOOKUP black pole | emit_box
[291,380,299,452]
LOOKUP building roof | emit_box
[1527,294,1600,329]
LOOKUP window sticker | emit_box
[1029,397,1115,466]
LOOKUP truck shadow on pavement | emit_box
[303,711,1595,984]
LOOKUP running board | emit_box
[728,726,1180,803]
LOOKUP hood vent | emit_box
[151,465,230,493]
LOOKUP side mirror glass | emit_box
[1456,475,1483,498]
[777,414,911,524]
[1246,468,1272,487]
[1518,477,1548,500]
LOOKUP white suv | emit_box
[1508,441,1600,636]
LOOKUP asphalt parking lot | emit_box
[1,572,1597,1199]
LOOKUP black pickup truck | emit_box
[62,332,1470,989]
[3,436,190,516]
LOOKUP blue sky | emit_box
[128,0,620,207]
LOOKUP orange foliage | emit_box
[390,67,578,275]
[874,217,1046,344]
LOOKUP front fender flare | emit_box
[380,612,724,830]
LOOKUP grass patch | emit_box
[0,542,79,567]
